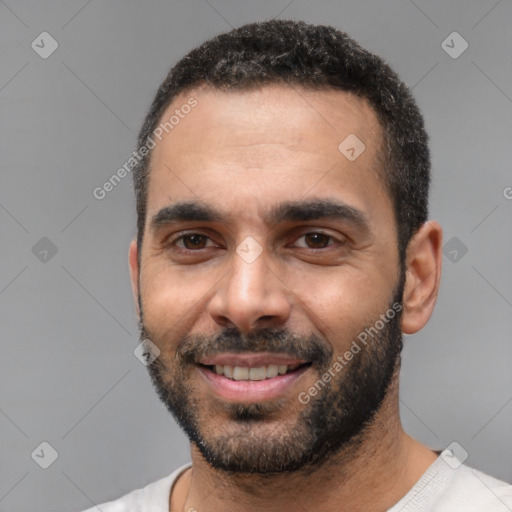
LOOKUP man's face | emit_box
[134,85,404,473]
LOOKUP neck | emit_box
[173,374,438,512]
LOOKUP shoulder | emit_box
[389,456,512,512]
[80,463,192,512]
[436,464,512,511]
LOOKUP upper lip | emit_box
[197,352,308,367]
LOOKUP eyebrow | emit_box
[150,199,369,232]
[151,201,223,229]
[269,200,369,230]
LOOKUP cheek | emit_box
[139,262,221,344]
[290,267,394,344]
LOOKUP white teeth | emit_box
[212,363,304,380]
[249,367,267,380]
[233,366,249,380]
[266,364,279,378]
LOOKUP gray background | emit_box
[1,1,511,510]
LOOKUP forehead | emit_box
[146,84,392,230]
[156,83,381,156]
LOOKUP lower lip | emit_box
[197,365,310,402]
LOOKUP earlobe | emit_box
[401,221,443,335]
[128,239,141,320]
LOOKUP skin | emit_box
[128,84,443,512]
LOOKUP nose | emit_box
[207,243,292,333]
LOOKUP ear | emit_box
[401,221,443,335]
[128,239,140,320]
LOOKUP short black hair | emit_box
[133,19,430,263]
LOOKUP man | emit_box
[84,20,512,512]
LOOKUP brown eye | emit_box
[298,233,333,249]
[179,234,209,250]
[305,233,331,248]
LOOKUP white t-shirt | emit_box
[82,455,512,511]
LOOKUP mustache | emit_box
[171,327,333,367]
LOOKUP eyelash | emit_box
[168,231,340,252]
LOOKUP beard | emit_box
[141,273,405,475]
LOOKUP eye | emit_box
[174,233,217,250]
[293,232,336,249]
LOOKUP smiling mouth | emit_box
[198,362,312,381]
